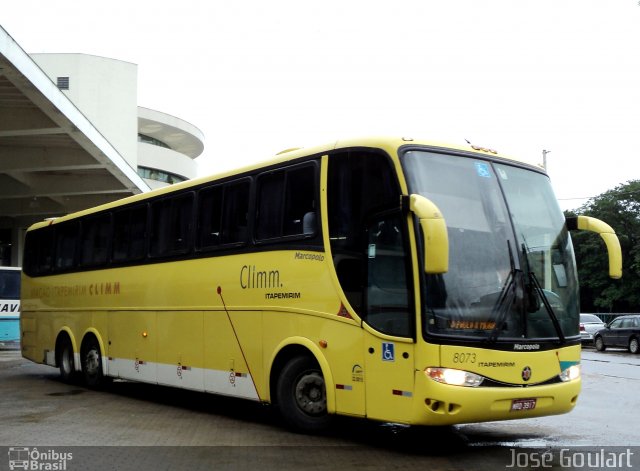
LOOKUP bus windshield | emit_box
[402,150,579,342]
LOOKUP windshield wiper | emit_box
[521,242,566,344]
[487,241,519,343]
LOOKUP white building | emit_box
[31,53,204,190]
[0,26,204,266]
[137,106,203,190]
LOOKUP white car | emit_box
[580,314,606,343]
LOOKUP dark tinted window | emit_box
[198,185,223,247]
[327,151,401,316]
[222,181,250,244]
[80,214,111,267]
[284,166,316,236]
[197,179,250,249]
[54,221,79,271]
[0,270,20,299]
[150,193,193,257]
[24,228,54,276]
[256,164,317,241]
[113,205,148,262]
[256,171,285,240]
[366,215,412,337]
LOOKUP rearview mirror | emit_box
[409,194,449,274]
[566,215,622,279]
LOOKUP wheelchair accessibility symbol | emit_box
[382,342,395,362]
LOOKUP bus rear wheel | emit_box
[81,336,106,388]
[57,336,75,383]
[276,356,331,433]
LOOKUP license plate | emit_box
[511,398,537,411]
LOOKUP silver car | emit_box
[580,314,605,343]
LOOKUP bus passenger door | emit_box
[362,214,416,423]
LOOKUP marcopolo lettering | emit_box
[513,343,540,351]
[294,252,324,262]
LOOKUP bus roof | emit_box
[26,136,542,231]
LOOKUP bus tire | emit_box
[57,336,75,383]
[276,355,331,433]
[81,336,106,388]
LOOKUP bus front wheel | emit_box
[81,336,106,388]
[276,356,331,432]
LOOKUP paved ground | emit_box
[1,347,638,470]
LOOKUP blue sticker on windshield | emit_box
[475,162,491,178]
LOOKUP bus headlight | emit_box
[559,364,581,382]
[425,367,484,387]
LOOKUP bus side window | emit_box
[80,214,111,267]
[150,193,193,257]
[327,150,403,320]
[255,163,317,242]
[54,221,79,271]
[197,179,250,249]
[24,228,54,275]
[256,171,285,240]
[366,216,412,337]
[221,180,250,244]
[283,165,316,237]
[198,185,223,248]
[113,205,148,263]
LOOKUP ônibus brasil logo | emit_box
[8,447,73,470]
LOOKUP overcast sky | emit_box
[3,0,639,210]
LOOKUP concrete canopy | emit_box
[0,26,149,229]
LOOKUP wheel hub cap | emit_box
[295,372,326,415]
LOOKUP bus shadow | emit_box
[54,373,549,456]
[99,377,279,427]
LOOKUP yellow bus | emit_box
[20,137,622,432]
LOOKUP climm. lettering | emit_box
[89,282,120,296]
[240,265,282,289]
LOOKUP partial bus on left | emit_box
[0,266,21,346]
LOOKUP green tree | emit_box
[567,180,640,313]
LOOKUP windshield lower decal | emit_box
[449,320,497,330]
